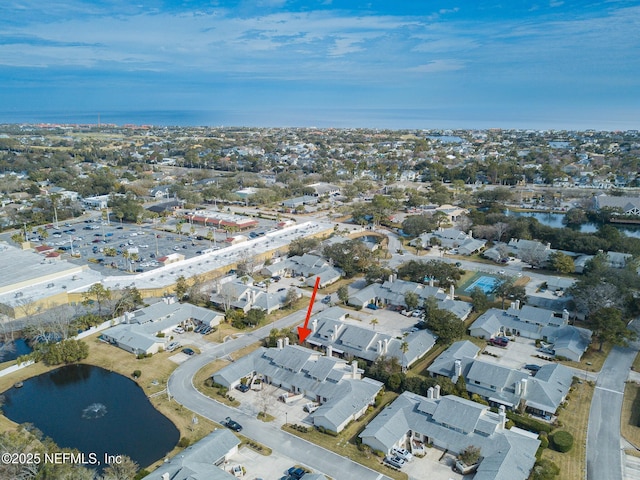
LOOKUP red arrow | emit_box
[298,276,321,344]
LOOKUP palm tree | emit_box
[11,233,23,245]
[370,318,379,330]
[400,341,409,372]
[175,222,183,238]
[122,250,131,272]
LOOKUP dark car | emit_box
[287,466,309,479]
[235,384,250,393]
[490,337,508,347]
[182,348,195,356]
[321,295,332,304]
[223,417,242,432]
[524,364,541,372]
[366,303,378,310]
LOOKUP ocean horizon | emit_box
[0,108,635,132]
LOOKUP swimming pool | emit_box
[465,275,499,294]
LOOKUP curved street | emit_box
[587,337,640,480]
[167,307,390,480]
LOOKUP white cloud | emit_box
[407,59,464,73]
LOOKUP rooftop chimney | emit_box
[454,359,462,377]
[427,387,434,399]
[376,340,383,354]
[351,360,358,379]
[312,318,318,333]
[284,337,290,346]
[326,345,333,357]
[434,384,441,399]
[277,338,284,350]
[383,338,389,354]
[562,309,569,322]
[449,284,455,300]
[429,277,434,287]
[519,378,528,396]
[498,405,506,429]
[515,299,520,310]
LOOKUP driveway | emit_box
[167,307,392,480]
[588,343,638,480]
[403,448,468,480]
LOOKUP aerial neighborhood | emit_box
[0,124,640,480]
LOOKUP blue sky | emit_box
[0,0,638,130]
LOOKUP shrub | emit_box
[506,411,553,434]
[132,370,142,379]
[551,430,573,452]
[177,437,190,448]
[531,459,560,480]
[458,445,481,465]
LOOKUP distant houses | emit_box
[411,227,486,256]
[304,306,436,368]
[209,276,303,314]
[594,194,640,216]
[468,302,592,361]
[428,341,575,417]
[348,277,472,320]
[261,253,342,288]
[101,298,223,355]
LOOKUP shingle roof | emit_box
[360,392,539,480]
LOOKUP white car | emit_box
[392,447,413,462]
[166,341,180,352]
[173,326,185,334]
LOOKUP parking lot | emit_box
[18,212,284,278]
[225,444,319,480]
[479,337,557,371]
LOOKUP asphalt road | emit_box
[587,344,638,480]
[167,307,391,480]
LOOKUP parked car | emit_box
[539,347,555,356]
[223,417,243,432]
[287,466,309,479]
[524,364,541,372]
[384,456,406,469]
[235,384,250,393]
[166,341,180,352]
[321,295,332,304]
[392,447,413,462]
[173,326,185,334]
[182,348,195,356]
[489,337,508,347]
[255,281,266,288]
[366,303,378,310]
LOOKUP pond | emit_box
[0,338,32,362]
[1,364,179,470]
[504,210,640,238]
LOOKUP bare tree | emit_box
[493,222,510,242]
[218,283,237,313]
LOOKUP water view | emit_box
[0,338,32,362]
[505,210,640,238]
[2,364,179,470]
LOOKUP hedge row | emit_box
[506,411,553,434]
